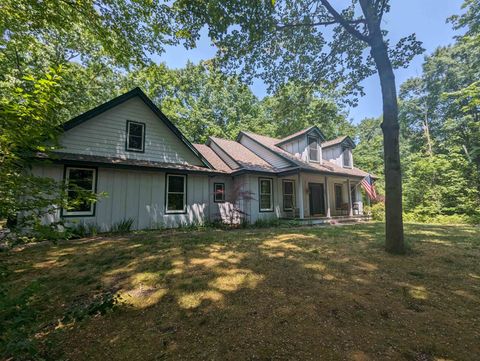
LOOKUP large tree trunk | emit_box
[370,37,405,254]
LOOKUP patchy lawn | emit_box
[1,223,480,361]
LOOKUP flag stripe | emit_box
[361,175,377,200]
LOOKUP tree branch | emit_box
[276,18,366,31]
[319,0,370,43]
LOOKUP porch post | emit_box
[347,178,353,217]
[324,176,331,218]
[297,172,305,219]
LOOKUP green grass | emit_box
[1,222,480,360]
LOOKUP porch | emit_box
[281,214,371,226]
[278,171,366,220]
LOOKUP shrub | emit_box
[370,202,385,221]
[110,218,135,234]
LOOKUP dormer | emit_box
[321,136,356,168]
[275,126,326,164]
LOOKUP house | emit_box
[32,88,373,231]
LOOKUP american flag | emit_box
[361,174,377,200]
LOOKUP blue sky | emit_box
[157,0,464,124]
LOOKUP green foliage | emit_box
[368,202,386,222]
[110,218,135,234]
[0,278,43,360]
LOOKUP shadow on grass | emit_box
[1,222,480,360]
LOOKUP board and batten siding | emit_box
[240,135,291,169]
[59,97,204,166]
[322,145,353,168]
[31,164,210,230]
[279,137,309,162]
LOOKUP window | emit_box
[259,178,273,212]
[343,149,352,167]
[283,180,295,211]
[334,184,343,210]
[308,136,319,162]
[63,167,96,216]
[126,120,145,152]
[166,174,186,213]
[214,183,225,203]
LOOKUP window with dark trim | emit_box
[308,136,319,162]
[259,178,273,212]
[343,149,352,167]
[126,120,145,152]
[282,180,295,211]
[334,184,343,210]
[214,183,225,203]
[166,174,186,213]
[63,167,96,216]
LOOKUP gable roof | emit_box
[208,136,277,173]
[62,87,213,169]
[322,135,356,149]
[193,144,232,173]
[275,126,326,146]
[238,131,369,178]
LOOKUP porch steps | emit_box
[283,215,371,226]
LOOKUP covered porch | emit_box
[279,171,366,220]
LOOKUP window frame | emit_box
[213,182,225,203]
[343,148,352,168]
[258,177,274,212]
[282,179,296,211]
[61,166,97,217]
[125,120,146,153]
[307,135,320,163]
[334,183,343,210]
[165,174,187,214]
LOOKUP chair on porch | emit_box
[340,203,350,216]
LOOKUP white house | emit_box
[32,88,373,231]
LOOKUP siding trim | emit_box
[62,87,214,169]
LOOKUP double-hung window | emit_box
[166,174,186,213]
[259,178,273,212]
[126,120,145,152]
[63,167,97,216]
[214,183,225,203]
[282,180,295,211]
[308,136,319,162]
[343,149,352,168]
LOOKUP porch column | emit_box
[324,176,331,218]
[297,173,305,219]
[347,178,353,217]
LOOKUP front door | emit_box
[309,183,325,216]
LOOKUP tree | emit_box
[261,82,355,139]
[172,0,424,253]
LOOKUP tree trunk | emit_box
[370,37,405,254]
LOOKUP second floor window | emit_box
[126,120,145,152]
[308,136,319,162]
[343,149,352,167]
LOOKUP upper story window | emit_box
[308,136,319,162]
[343,149,352,168]
[126,120,145,152]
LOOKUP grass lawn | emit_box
[1,222,480,360]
